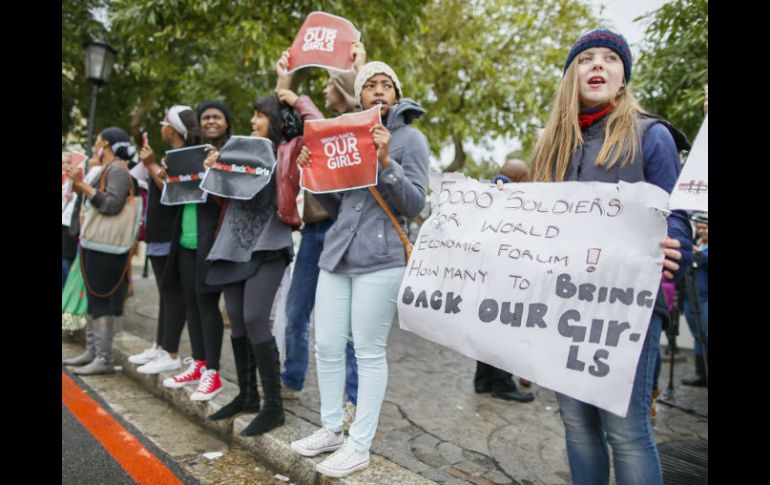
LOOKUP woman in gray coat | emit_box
[290,62,430,478]
[63,127,138,375]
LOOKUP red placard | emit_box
[301,107,381,193]
[288,12,361,73]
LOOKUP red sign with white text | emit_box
[301,107,381,193]
[288,12,361,73]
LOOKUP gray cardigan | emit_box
[317,99,430,274]
[89,160,132,215]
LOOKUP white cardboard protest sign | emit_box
[397,173,669,417]
[669,115,708,212]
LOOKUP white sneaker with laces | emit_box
[316,442,370,478]
[137,350,181,374]
[291,427,344,457]
[128,346,161,365]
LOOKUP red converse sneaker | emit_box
[163,358,205,389]
[190,368,223,401]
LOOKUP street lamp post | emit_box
[84,38,117,157]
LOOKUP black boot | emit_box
[240,338,285,436]
[208,337,261,420]
[491,370,535,403]
[474,361,495,393]
[681,354,708,387]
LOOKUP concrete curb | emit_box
[106,331,434,485]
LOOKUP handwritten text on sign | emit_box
[288,12,361,73]
[301,106,381,193]
[669,115,708,212]
[397,174,669,417]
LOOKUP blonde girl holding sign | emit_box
[530,29,693,485]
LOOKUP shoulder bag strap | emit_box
[368,186,412,261]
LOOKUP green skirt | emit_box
[62,253,88,331]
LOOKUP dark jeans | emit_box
[178,246,224,370]
[556,313,664,485]
[282,220,358,404]
[149,255,186,351]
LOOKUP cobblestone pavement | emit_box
[114,266,707,485]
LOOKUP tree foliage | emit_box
[62,0,109,145]
[407,0,597,171]
[61,0,598,165]
[634,0,708,142]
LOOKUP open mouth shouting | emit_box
[587,76,606,88]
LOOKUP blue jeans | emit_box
[684,297,708,358]
[555,313,663,485]
[282,220,358,404]
[315,267,404,453]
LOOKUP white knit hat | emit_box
[354,61,403,106]
[162,105,193,139]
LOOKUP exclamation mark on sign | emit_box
[586,248,601,273]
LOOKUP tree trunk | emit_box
[129,95,156,142]
[444,132,466,172]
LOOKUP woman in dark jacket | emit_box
[159,101,231,401]
[203,93,319,435]
[128,106,201,376]
[63,127,138,375]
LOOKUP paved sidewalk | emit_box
[74,264,707,484]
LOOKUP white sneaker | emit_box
[316,442,370,478]
[291,427,345,457]
[137,351,181,374]
[128,346,161,365]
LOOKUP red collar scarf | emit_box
[579,104,614,130]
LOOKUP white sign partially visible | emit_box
[669,115,708,212]
[397,173,669,417]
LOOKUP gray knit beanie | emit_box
[354,61,403,106]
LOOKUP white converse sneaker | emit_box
[291,427,344,457]
[316,442,369,478]
[128,346,161,365]
[137,350,181,374]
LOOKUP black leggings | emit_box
[178,247,224,370]
[149,255,186,352]
[223,258,287,345]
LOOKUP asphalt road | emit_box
[62,404,137,485]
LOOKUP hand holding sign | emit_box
[296,145,311,167]
[288,12,361,73]
[350,41,367,71]
[371,123,392,168]
[300,106,381,193]
[660,237,682,280]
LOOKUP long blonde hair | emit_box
[531,59,645,182]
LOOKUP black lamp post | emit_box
[84,38,117,157]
